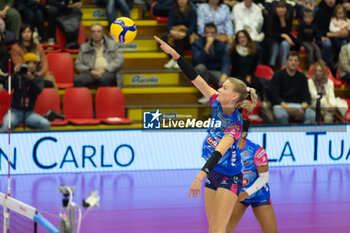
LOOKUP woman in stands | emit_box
[155,35,257,233]
[226,120,277,233]
[10,24,56,89]
[308,60,348,123]
[229,29,267,100]
[163,0,197,69]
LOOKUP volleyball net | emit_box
[0,192,59,233]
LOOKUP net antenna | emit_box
[3,58,12,233]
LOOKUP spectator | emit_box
[0,32,11,89]
[229,30,265,97]
[164,0,197,69]
[329,4,350,53]
[308,60,348,123]
[46,0,82,45]
[0,0,21,39]
[74,23,124,87]
[231,0,264,43]
[314,0,343,69]
[197,0,233,44]
[0,18,16,46]
[296,0,319,18]
[339,35,350,85]
[297,10,323,65]
[10,25,48,78]
[97,0,131,26]
[263,0,294,68]
[191,23,230,104]
[13,0,45,42]
[0,53,50,132]
[270,51,315,124]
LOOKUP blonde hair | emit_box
[228,78,257,112]
[311,60,328,83]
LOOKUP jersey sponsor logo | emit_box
[243,160,250,165]
[257,149,266,159]
[206,136,218,147]
[205,179,211,185]
[242,170,251,174]
[243,178,249,186]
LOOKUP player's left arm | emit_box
[188,135,235,199]
[238,148,269,201]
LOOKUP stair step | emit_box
[122,86,200,105]
[123,71,181,86]
[82,7,143,20]
[123,52,168,69]
[117,37,159,52]
[83,20,167,37]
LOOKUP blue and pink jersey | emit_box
[239,138,270,203]
[202,93,243,176]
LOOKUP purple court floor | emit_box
[1,165,350,233]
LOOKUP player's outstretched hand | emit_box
[188,177,202,200]
[154,36,180,60]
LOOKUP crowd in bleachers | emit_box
[0,0,349,131]
[162,0,350,123]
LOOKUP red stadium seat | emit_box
[149,1,169,23]
[47,52,74,88]
[0,90,10,125]
[335,69,348,88]
[308,65,342,87]
[56,22,85,53]
[63,88,100,125]
[242,100,263,124]
[254,65,274,80]
[95,87,132,124]
[343,98,350,122]
[34,88,68,126]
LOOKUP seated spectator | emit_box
[0,53,50,132]
[74,23,124,87]
[0,0,21,39]
[224,0,239,9]
[96,0,131,26]
[271,51,316,124]
[296,0,319,18]
[10,25,52,83]
[314,0,343,69]
[46,0,82,45]
[329,4,350,55]
[0,18,16,46]
[339,35,350,85]
[0,32,11,89]
[308,60,348,123]
[263,1,295,68]
[297,10,322,65]
[13,0,45,42]
[191,23,230,104]
[164,0,197,69]
[197,0,233,44]
[229,30,266,97]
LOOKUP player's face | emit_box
[217,80,237,105]
[91,25,104,42]
[21,27,32,42]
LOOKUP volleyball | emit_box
[110,17,137,44]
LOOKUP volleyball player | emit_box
[226,120,277,233]
[155,36,258,233]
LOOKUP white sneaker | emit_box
[198,96,209,105]
[164,59,175,69]
[173,62,180,69]
[48,37,55,45]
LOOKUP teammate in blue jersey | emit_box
[155,35,258,233]
[227,120,277,233]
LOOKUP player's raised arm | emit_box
[154,36,216,99]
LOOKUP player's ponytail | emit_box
[228,78,257,112]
